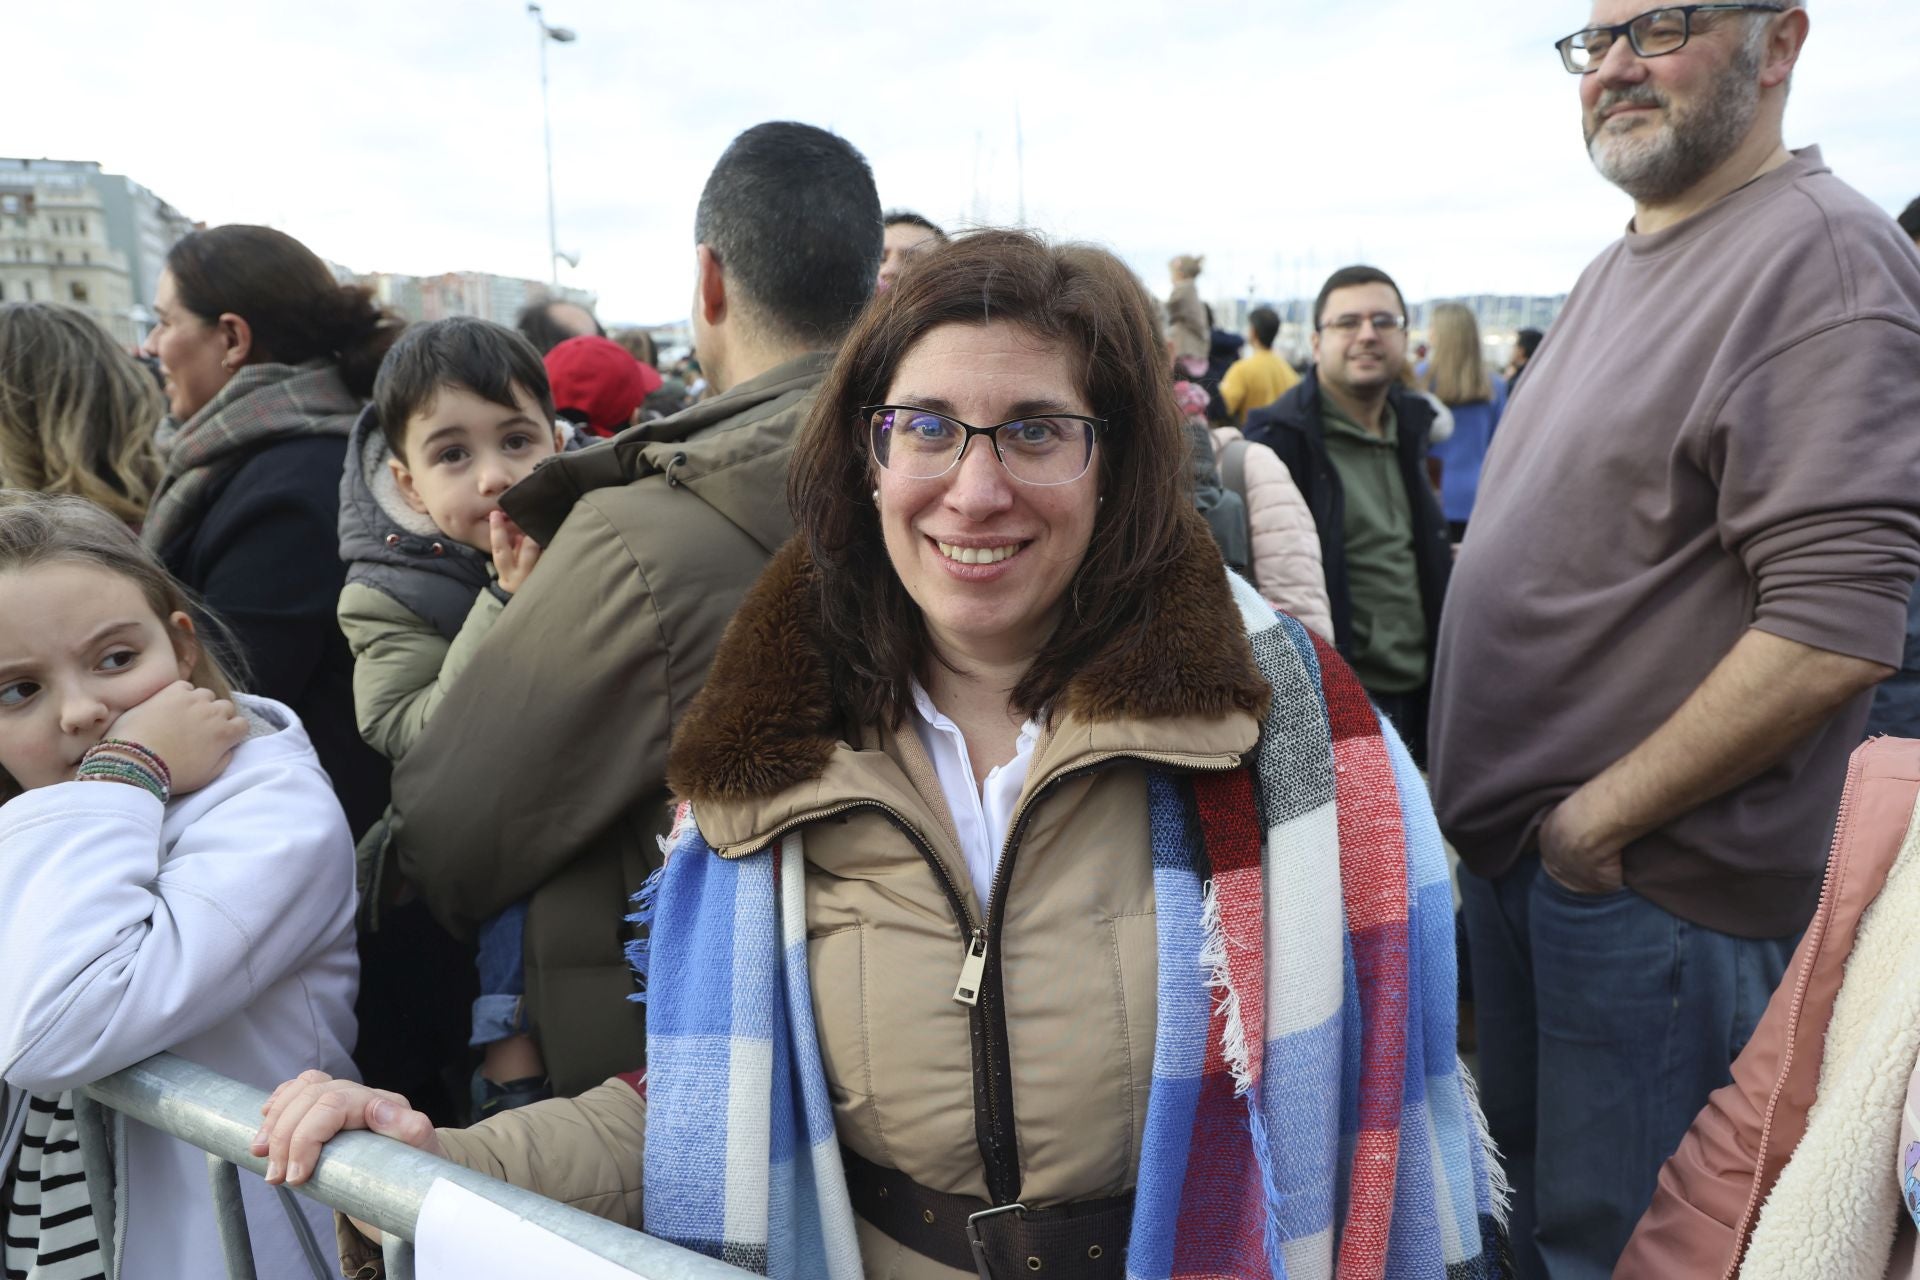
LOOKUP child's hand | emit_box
[107,681,248,795]
[489,510,543,595]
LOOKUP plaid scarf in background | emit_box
[636,572,1507,1279]
[141,359,360,553]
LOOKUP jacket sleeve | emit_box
[436,1077,646,1223]
[0,757,356,1094]
[389,498,673,938]
[335,1078,647,1276]
[192,451,348,708]
[337,582,504,763]
[1241,441,1334,642]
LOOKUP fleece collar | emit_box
[667,522,1270,825]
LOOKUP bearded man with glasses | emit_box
[1243,265,1452,768]
[1428,2,1920,1277]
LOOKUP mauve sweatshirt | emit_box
[1430,148,1920,938]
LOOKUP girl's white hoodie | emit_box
[0,695,359,1280]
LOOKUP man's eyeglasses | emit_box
[1318,312,1406,336]
[864,405,1102,487]
[1555,4,1784,74]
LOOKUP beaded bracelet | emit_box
[76,739,172,804]
[95,738,171,789]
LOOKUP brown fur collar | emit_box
[668,519,1270,805]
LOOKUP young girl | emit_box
[0,492,359,1280]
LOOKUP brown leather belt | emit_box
[842,1147,1131,1279]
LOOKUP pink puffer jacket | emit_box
[1616,736,1920,1278]
[1210,427,1333,642]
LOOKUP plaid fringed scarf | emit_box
[637,572,1507,1279]
[142,359,361,554]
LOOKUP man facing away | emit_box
[1219,304,1300,424]
[1429,4,1920,1276]
[386,121,883,1096]
[1245,267,1451,767]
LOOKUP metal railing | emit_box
[74,1052,752,1280]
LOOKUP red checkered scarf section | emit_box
[141,359,361,554]
[1125,599,1509,1279]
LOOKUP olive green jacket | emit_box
[337,583,504,764]
[386,352,830,1095]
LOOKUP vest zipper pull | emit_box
[953,929,988,1006]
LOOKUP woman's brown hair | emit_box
[165,225,405,400]
[0,491,241,800]
[0,303,163,524]
[789,228,1200,730]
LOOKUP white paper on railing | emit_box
[415,1178,639,1277]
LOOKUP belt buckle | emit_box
[965,1201,1027,1280]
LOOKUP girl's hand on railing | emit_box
[253,1069,445,1188]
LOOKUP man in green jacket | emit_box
[386,121,883,1096]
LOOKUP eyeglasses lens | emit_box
[1564,8,1689,71]
[1324,313,1405,335]
[869,409,1093,485]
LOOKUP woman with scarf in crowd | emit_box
[258,229,1506,1280]
[140,224,401,838]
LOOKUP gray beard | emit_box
[1586,56,1762,204]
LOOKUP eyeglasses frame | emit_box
[861,404,1106,487]
[1554,3,1786,74]
[1315,312,1408,336]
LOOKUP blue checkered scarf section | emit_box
[635,573,1505,1279]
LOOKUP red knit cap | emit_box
[543,336,666,436]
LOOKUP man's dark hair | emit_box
[695,122,882,347]
[1248,306,1281,349]
[883,209,947,240]
[1899,196,1920,242]
[1515,327,1544,360]
[372,317,556,460]
[1312,265,1408,330]
[515,300,604,356]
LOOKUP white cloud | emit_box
[17,0,1919,323]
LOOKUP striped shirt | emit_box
[3,1093,103,1280]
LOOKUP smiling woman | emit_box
[258,229,1509,1280]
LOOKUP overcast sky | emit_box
[20,1,1920,324]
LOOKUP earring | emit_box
[871,488,881,504]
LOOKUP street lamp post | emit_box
[528,3,576,287]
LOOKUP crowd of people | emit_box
[3,3,1920,1278]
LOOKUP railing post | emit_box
[383,1234,416,1280]
[70,1092,118,1274]
[206,1153,260,1280]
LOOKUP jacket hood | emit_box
[668,515,1271,808]
[336,403,491,590]
[501,351,831,549]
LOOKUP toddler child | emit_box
[335,317,561,1117]
[0,491,358,1280]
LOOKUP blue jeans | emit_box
[1459,854,1793,1280]
[470,899,531,1048]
